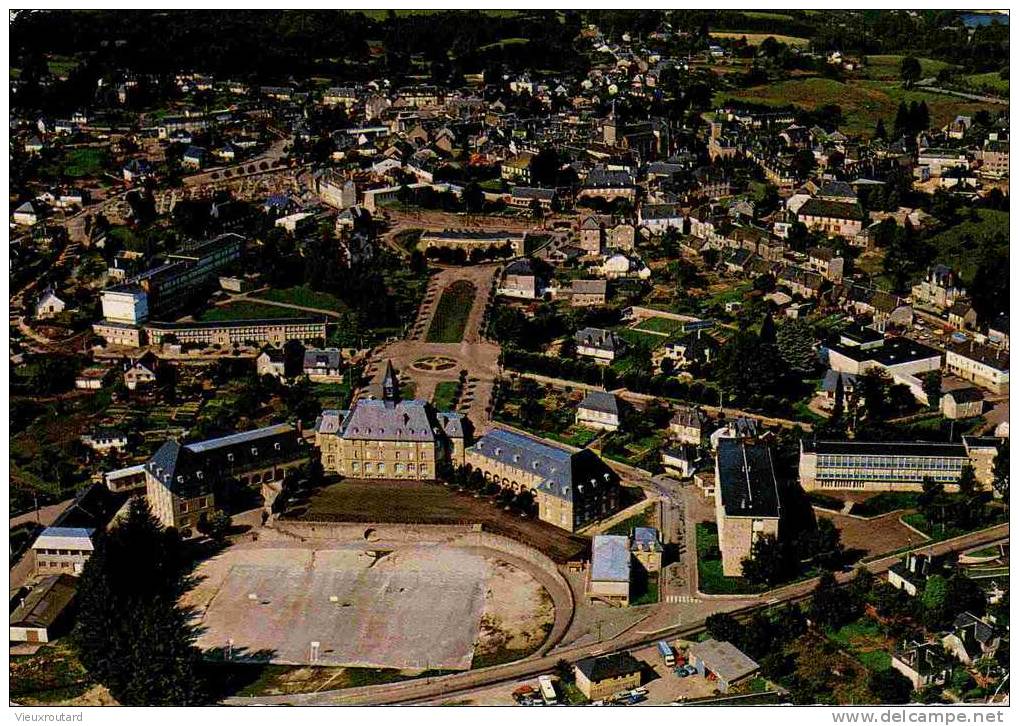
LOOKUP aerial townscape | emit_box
[7,8,1011,712]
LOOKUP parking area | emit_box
[629,642,721,703]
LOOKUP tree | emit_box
[741,534,792,587]
[705,613,744,645]
[800,518,845,570]
[529,147,560,187]
[900,56,922,88]
[463,182,484,213]
[922,370,942,411]
[992,439,1009,502]
[197,509,232,543]
[791,148,816,181]
[869,668,913,704]
[874,118,887,141]
[776,319,818,375]
[282,339,306,379]
[957,464,978,498]
[72,498,209,705]
[810,570,853,628]
[529,198,544,219]
[920,574,949,626]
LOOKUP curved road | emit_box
[224,524,1008,705]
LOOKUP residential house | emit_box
[34,289,66,319]
[887,552,934,597]
[573,653,643,701]
[256,346,287,379]
[662,444,698,478]
[668,406,704,445]
[75,365,115,390]
[940,387,983,420]
[796,198,865,239]
[81,428,128,453]
[570,279,608,307]
[892,642,951,691]
[576,391,621,431]
[303,348,343,381]
[945,340,1009,395]
[575,327,625,365]
[630,526,663,573]
[498,258,548,300]
[942,612,1000,665]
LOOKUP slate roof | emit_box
[631,526,662,553]
[820,369,858,393]
[303,348,342,370]
[467,427,617,503]
[571,279,607,295]
[146,424,303,497]
[579,391,619,416]
[590,534,631,582]
[338,399,439,442]
[716,439,781,519]
[797,198,865,221]
[575,327,623,352]
[575,652,643,682]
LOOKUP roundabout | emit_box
[410,355,459,372]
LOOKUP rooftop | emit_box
[716,439,781,519]
[575,652,643,682]
[688,639,760,682]
[590,534,631,583]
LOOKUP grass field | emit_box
[253,285,348,313]
[633,316,685,335]
[605,502,656,536]
[863,55,957,81]
[294,479,588,562]
[709,31,809,47]
[197,302,306,322]
[962,71,1009,94]
[61,148,107,178]
[825,617,893,672]
[431,380,460,411]
[10,642,94,705]
[426,280,476,343]
[715,76,1000,137]
[852,492,919,517]
[923,209,1009,283]
[695,522,762,595]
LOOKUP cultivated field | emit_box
[292,479,589,562]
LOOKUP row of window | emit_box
[350,462,429,475]
[38,561,80,570]
[817,455,964,471]
[179,496,213,514]
[35,548,89,556]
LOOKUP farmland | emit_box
[715,76,1000,137]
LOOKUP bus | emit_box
[538,675,558,705]
[657,640,675,667]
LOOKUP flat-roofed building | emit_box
[798,439,997,492]
[826,331,942,405]
[103,463,147,493]
[145,423,308,533]
[587,534,631,606]
[31,527,95,577]
[144,317,327,348]
[687,639,760,693]
[715,439,781,577]
[465,427,621,533]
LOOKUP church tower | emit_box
[382,360,400,407]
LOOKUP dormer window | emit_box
[251,447,258,456]
[227,453,234,462]
[274,442,281,451]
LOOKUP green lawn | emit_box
[962,71,1008,95]
[61,147,108,178]
[311,380,356,410]
[852,492,919,517]
[425,280,475,343]
[825,617,893,672]
[696,522,762,595]
[431,380,460,411]
[922,209,1009,284]
[863,55,957,81]
[615,328,668,350]
[197,302,306,322]
[253,285,348,313]
[633,316,685,335]
[605,502,656,536]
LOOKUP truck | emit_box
[538,675,558,705]
[657,640,675,667]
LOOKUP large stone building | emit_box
[464,426,621,533]
[715,438,782,577]
[419,229,526,257]
[826,327,942,405]
[573,653,643,701]
[945,340,1009,395]
[144,317,327,348]
[99,233,245,325]
[315,362,466,480]
[799,437,1000,492]
[145,423,308,532]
